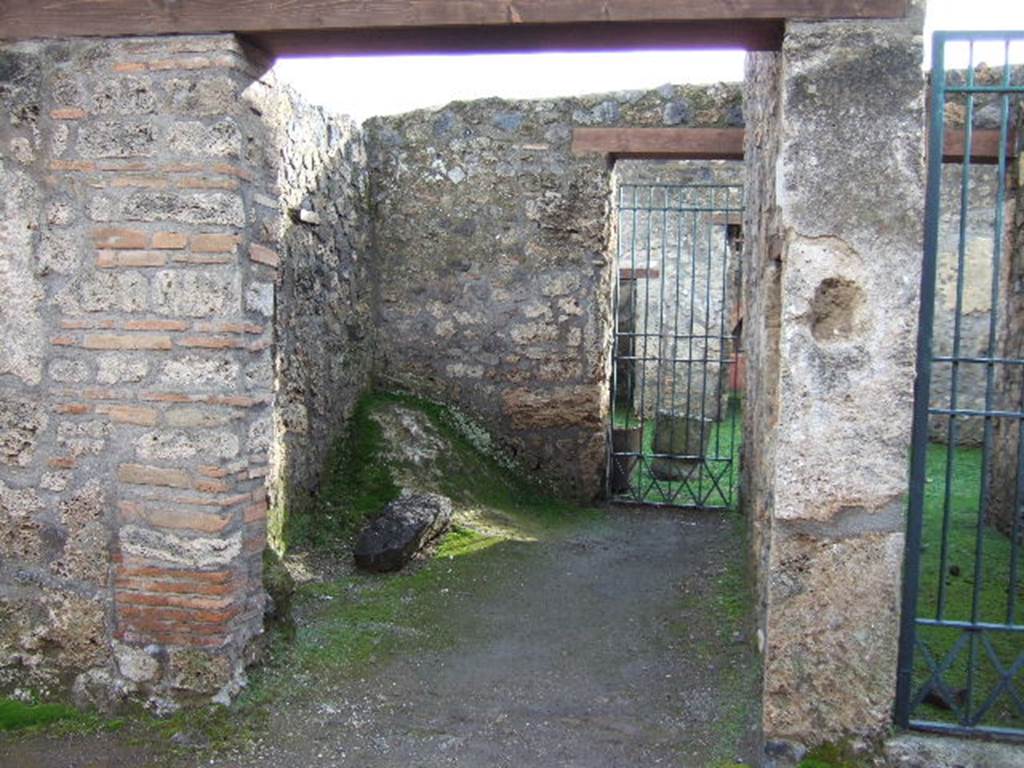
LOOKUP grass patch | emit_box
[0,699,78,731]
[798,742,863,768]
[706,509,759,765]
[283,390,595,552]
[282,393,402,550]
[611,396,742,510]
[0,697,120,736]
[910,441,1023,730]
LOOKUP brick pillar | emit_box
[0,34,276,704]
[744,8,926,759]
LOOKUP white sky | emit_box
[274,1,1024,122]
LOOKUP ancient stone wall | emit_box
[0,34,308,708]
[990,104,1024,538]
[741,50,783,709]
[930,163,1016,445]
[365,85,742,499]
[249,75,376,547]
[744,10,926,758]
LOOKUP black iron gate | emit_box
[607,182,743,509]
[897,31,1024,739]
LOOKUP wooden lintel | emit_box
[574,127,1019,164]
[573,128,746,161]
[249,21,783,57]
[942,129,1020,166]
[1,1,909,49]
[711,213,745,226]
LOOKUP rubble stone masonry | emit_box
[0,33,357,708]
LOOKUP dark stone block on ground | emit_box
[353,493,453,573]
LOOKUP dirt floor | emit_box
[0,507,760,768]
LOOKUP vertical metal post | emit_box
[896,31,947,728]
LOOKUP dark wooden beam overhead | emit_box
[249,22,783,57]
[1,1,910,53]
[574,127,1018,164]
[573,128,746,160]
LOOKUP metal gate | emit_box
[607,182,743,509]
[896,31,1024,739]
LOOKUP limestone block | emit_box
[159,355,239,389]
[167,120,242,158]
[135,429,240,461]
[763,530,904,741]
[0,164,45,385]
[89,191,245,226]
[152,269,240,317]
[0,396,47,467]
[78,120,158,158]
[119,525,242,569]
[97,353,149,384]
[165,76,238,116]
[91,75,158,115]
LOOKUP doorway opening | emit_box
[607,161,744,508]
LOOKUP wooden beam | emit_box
[574,127,1019,164]
[1,1,909,48]
[249,21,783,57]
[573,128,746,161]
[942,129,1019,165]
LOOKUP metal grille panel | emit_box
[897,30,1024,740]
[607,183,743,509]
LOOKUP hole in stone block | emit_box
[810,277,865,342]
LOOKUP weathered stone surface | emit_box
[135,429,240,461]
[113,642,160,684]
[119,525,243,569]
[0,33,262,708]
[49,358,90,384]
[367,84,741,499]
[167,120,241,158]
[89,191,245,226]
[883,732,1024,768]
[763,530,904,742]
[0,480,44,562]
[97,353,149,384]
[501,387,603,430]
[152,269,240,317]
[159,355,238,389]
[0,396,47,467]
[744,11,925,752]
[165,76,238,116]
[78,120,157,157]
[0,162,45,385]
[91,75,158,115]
[353,493,453,573]
[50,481,109,584]
[246,74,377,518]
[74,270,150,313]
[167,648,234,695]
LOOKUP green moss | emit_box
[282,390,596,552]
[0,699,77,731]
[705,510,759,765]
[0,697,119,735]
[284,392,401,550]
[799,742,864,768]
[261,547,296,632]
[615,395,743,510]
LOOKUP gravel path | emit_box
[1,508,760,768]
